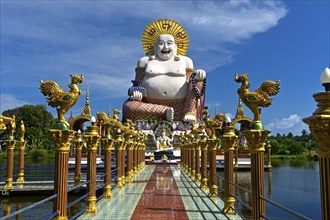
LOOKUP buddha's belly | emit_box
[142,75,188,100]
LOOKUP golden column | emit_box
[83,117,101,214]
[185,135,189,173]
[121,141,127,185]
[221,126,238,215]
[137,142,142,171]
[179,134,185,171]
[50,129,75,220]
[17,120,26,184]
[101,137,114,198]
[244,130,270,219]
[4,116,16,191]
[182,138,187,172]
[183,142,188,172]
[266,141,272,168]
[133,141,138,174]
[186,134,192,175]
[115,130,124,188]
[180,143,185,171]
[4,140,16,191]
[194,138,201,182]
[190,137,196,178]
[74,130,83,186]
[303,67,330,220]
[142,135,147,167]
[235,72,280,219]
[139,142,144,170]
[200,131,208,189]
[16,141,26,184]
[126,140,134,182]
[138,133,144,170]
[234,143,239,169]
[39,73,84,220]
[207,139,218,198]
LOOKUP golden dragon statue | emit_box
[235,73,280,129]
[40,74,84,129]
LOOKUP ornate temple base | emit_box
[154,149,175,161]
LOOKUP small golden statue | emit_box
[235,73,280,129]
[112,108,121,121]
[20,120,25,141]
[202,108,225,138]
[8,115,16,140]
[40,74,84,130]
[161,154,168,161]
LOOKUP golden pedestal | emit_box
[83,125,101,214]
[101,138,114,199]
[50,129,75,220]
[208,139,218,198]
[200,138,208,189]
[16,141,26,183]
[244,129,270,220]
[74,134,83,186]
[221,126,238,215]
[195,143,201,182]
[115,137,125,188]
[4,140,16,191]
[84,196,97,214]
[303,91,330,220]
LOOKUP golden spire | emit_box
[108,104,111,117]
[235,98,245,119]
[81,85,91,119]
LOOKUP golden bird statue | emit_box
[202,108,226,139]
[40,74,84,129]
[235,73,280,129]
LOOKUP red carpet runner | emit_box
[131,165,189,220]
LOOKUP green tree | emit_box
[1,104,56,150]
[289,140,305,155]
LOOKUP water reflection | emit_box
[0,194,85,219]
[267,171,272,198]
[218,159,320,219]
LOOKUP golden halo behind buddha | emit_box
[142,19,189,56]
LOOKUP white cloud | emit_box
[1,0,288,111]
[0,94,30,113]
[267,114,301,129]
[265,114,309,135]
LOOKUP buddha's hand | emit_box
[130,91,143,101]
[195,69,206,81]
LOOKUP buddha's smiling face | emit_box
[154,34,177,60]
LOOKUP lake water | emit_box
[0,158,321,219]
[218,159,321,219]
[265,159,320,219]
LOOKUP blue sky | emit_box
[0,0,329,135]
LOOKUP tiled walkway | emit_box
[78,164,241,220]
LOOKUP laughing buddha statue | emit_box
[123,19,206,122]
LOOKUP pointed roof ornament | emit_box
[235,98,245,119]
[68,111,74,123]
[108,104,111,117]
[81,84,91,119]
